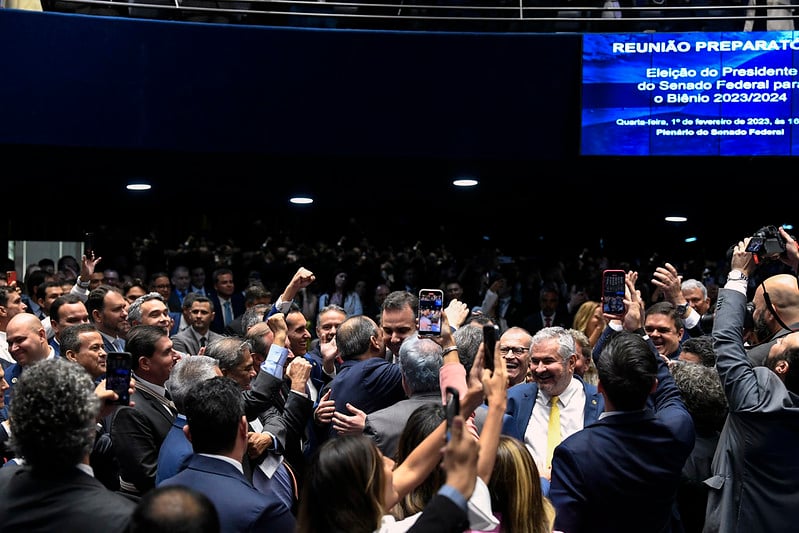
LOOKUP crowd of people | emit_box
[0,224,798,532]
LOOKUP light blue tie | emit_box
[224,301,233,325]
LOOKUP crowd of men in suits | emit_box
[0,225,798,532]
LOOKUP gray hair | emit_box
[669,361,727,432]
[10,358,99,472]
[204,336,251,373]
[166,355,220,413]
[336,315,380,361]
[241,304,270,333]
[127,292,167,324]
[680,278,708,299]
[453,324,483,374]
[531,326,575,363]
[398,336,443,394]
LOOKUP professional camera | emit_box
[745,225,786,263]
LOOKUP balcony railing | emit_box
[38,0,799,32]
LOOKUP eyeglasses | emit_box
[643,326,675,334]
[499,346,530,356]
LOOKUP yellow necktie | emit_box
[546,395,561,470]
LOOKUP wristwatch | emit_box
[675,303,689,317]
[727,270,748,281]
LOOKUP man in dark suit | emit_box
[223,283,272,336]
[207,267,245,334]
[703,238,799,532]
[156,355,222,486]
[549,326,695,532]
[0,358,136,531]
[167,265,192,313]
[364,335,443,458]
[160,376,296,531]
[317,315,406,440]
[86,284,129,353]
[521,284,570,335]
[112,324,181,497]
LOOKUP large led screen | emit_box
[581,32,799,156]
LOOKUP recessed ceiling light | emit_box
[290,196,313,205]
[665,216,687,222]
[127,182,151,191]
[684,236,697,243]
[453,179,478,187]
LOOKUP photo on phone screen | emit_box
[418,289,444,336]
[106,352,132,406]
[482,324,498,372]
[5,271,17,286]
[602,270,627,315]
[445,386,460,441]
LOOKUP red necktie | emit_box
[545,316,552,327]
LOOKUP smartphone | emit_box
[482,323,498,372]
[106,352,132,406]
[5,271,17,286]
[418,289,444,337]
[445,386,460,441]
[84,232,95,257]
[602,269,627,315]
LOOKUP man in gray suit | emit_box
[363,335,443,458]
[170,296,222,355]
[705,238,799,532]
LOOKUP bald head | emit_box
[6,313,50,367]
[759,274,799,323]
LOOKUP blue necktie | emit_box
[224,301,233,325]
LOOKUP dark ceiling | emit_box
[5,143,794,271]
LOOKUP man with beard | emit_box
[745,273,799,366]
[500,326,604,483]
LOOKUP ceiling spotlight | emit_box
[665,216,687,222]
[453,179,478,187]
[289,196,313,205]
[126,182,152,191]
[684,236,697,243]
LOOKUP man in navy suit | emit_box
[500,326,604,482]
[160,376,295,532]
[317,314,406,440]
[208,268,245,334]
[549,324,695,532]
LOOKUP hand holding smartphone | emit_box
[482,324,498,372]
[602,269,627,316]
[5,271,17,287]
[106,352,132,405]
[418,289,444,337]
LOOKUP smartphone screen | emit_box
[602,270,627,315]
[106,352,132,406]
[5,271,17,286]
[483,324,498,372]
[418,289,444,336]
[445,386,460,441]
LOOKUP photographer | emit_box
[705,235,799,532]
[745,227,799,366]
